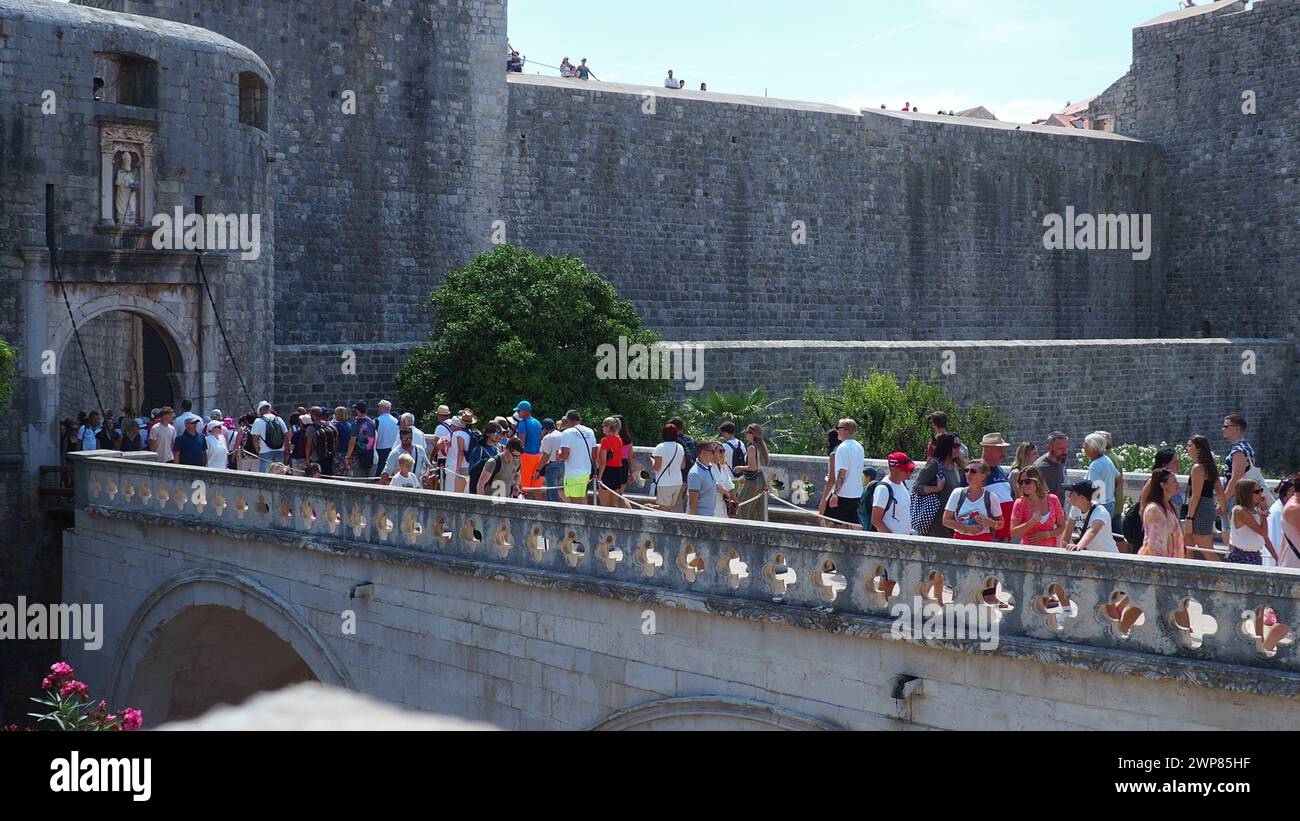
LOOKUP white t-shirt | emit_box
[1069,504,1118,552]
[389,472,422,489]
[651,442,686,488]
[149,422,175,464]
[1267,500,1285,568]
[945,489,998,536]
[872,480,913,535]
[250,414,286,454]
[560,425,597,479]
[540,430,563,461]
[449,429,471,476]
[205,433,229,469]
[385,445,430,477]
[832,439,865,498]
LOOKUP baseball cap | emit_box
[514,401,532,413]
[541,417,556,431]
[887,452,916,470]
[1067,480,1096,498]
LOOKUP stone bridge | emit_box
[63,451,1300,730]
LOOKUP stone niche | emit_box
[99,122,156,229]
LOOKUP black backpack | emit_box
[726,439,747,471]
[261,415,286,450]
[677,434,696,481]
[1121,503,1144,552]
[465,429,488,465]
[467,455,504,494]
[312,421,338,462]
[860,480,894,532]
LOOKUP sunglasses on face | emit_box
[965,469,983,475]
[1018,479,1035,486]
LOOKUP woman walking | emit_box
[1139,468,1185,559]
[1010,466,1067,547]
[1185,436,1226,561]
[912,433,961,537]
[942,460,1003,542]
[1227,478,1277,565]
[734,423,770,522]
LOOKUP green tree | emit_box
[0,339,15,409]
[396,245,673,440]
[791,369,1012,458]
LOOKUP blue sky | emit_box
[508,0,1178,123]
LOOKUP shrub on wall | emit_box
[677,388,795,446]
[0,339,15,409]
[791,369,1011,459]
[396,245,673,439]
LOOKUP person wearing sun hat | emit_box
[205,419,231,469]
[979,432,1015,541]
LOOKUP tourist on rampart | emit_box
[174,417,207,467]
[979,433,1014,541]
[1227,478,1276,565]
[706,441,739,519]
[687,441,721,516]
[1279,475,1300,570]
[719,421,746,474]
[79,411,103,452]
[205,420,229,470]
[925,411,969,462]
[348,403,376,479]
[476,438,524,496]
[149,406,177,465]
[821,418,866,529]
[1033,432,1069,508]
[1138,468,1185,559]
[1065,479,1118,552]
[558,409,598,504]
[514,401,544,498]
[576,58,591,80]
[1222,413,1264,532]
[390,453,421,489]
[118,418,144,453]
[943,459,1001,541]
[596,416,629,507]
[872,452,916,535]
[734,423,770,522]
[374,400,399,478]
[1083,432,1121,520]
[381,426,430,484]
[912,432,961,538]
[534,417,566,502]
[1187,436,1228,558]
[1009,442,1039,500]
[1267,476,1293,569]
[289,413,311,473]
[447,409,476,493]
[651,423,687,511]
[665,70,679,89]
[398,412,426,453]
[171,400,202,439]
[333,407,354,476]
[560,57,574,78]
[1010,466,1067,547]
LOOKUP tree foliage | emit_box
[678,388,794,446]
[0,339,15,410]
[790,369,1012,458]
[396,245,673,439]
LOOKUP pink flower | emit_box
[120,708,143,731]
[49,661,74,681]
[41,677,54,690]
[59,679,89,700]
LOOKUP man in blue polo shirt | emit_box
[514,401,545,499]
[174,416,208,466]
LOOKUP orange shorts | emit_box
[520,453,542,490]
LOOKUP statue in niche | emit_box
[114,151,140,225]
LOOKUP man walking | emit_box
[557,410,597,504]
[871,452,916,535]
[250,401,288,472]
[374,400,399,478]
[823,419,866,529]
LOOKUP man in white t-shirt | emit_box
[249,401,288,472]
[651,427,687,511]
[148,407,177,464]
[871,452,915,535]
[1065,480,1118,552]
[399,412,428,451]
[823,418,865,529]
[557,409,597,504]
[533,418,566,502]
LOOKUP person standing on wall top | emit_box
[943,459,1003,542]
[1083,432,1122,520]
[1185,434,1226,561]
[558,409,597,504]
[686,440,721,516]
[79,411,103,452]
[734,423,771,522]
[205,419,230,470]
[822,418,866,530]
[651,423,687,511]
[1228,479,1276,565]
[1222,413,1263,534]
[149,406,177,465]
[912,433,961,538]
[577,58,591,80]
[374,400,399,478]
[979,433,1015,541]
[560,57,574,78]
[533,417,566,503]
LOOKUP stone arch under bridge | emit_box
[109,568,356,723]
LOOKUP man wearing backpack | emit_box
[473,438,524,497]
[303,406,339,476]
[347,402,376,479]
[718,422,748,473]
[250,401,288,472]
[668,417,696,484]
[870,452,916,535]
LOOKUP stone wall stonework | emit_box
[677,338,1296,468]
[505,75,1165,342]
[1090,0,1300,344]
[272,343,416,410]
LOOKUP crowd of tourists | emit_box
[66,399,1298,567]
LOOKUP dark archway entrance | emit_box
[57,310,179,422]
[128,605,318,723]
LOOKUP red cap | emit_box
[887,452,916,470]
